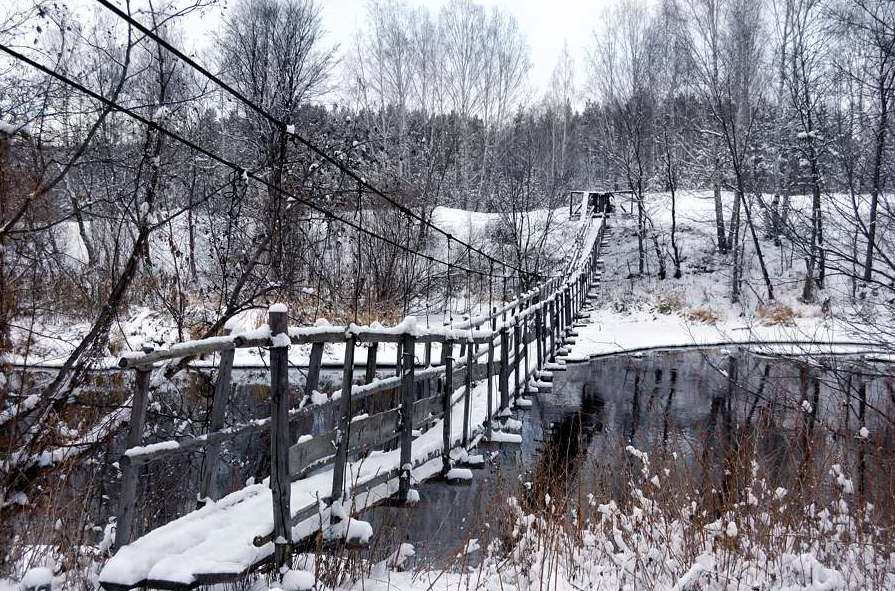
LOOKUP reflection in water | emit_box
[365,349,895,568]
[522,383,604,513]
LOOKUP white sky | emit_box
[15,0,608,101]
[320,0,607,97]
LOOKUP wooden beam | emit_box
[118,327,492,369]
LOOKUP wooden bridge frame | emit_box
[106,217,607,587]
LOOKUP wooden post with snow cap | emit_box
[114,356,152,549]
[558,286,566,332]
[198,329,234,508]
[576,276,581,314]
[441,339,454,475]
[268,305,292,570]
[583,272,589,303]
[331,334,356,506]
[399,333,416,500]
[486,305,497,437]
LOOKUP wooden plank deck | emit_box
[98,376,501,590]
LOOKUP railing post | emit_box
[556,291,563,339]
[331,335,356,508]
[523,316,530,393]
[305,342,324,401]
[198,331,234,508]
[395,337,403,376]
[576,277,582,314]
[499,328,510,410]
[513,321,521,401]
[364,342,378,384]
[399,334,416,500]
[549,298,556,359]
[535,306,544,371]
[486,338,495,439]
[462,340,474,445]
[441,339,454,475]
[114,360,152,550]
[564,286,573,328]
[268,306,292,570]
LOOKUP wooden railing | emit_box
[111,215,607,570]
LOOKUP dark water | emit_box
[363,349,895,568]
[5,350,895,574]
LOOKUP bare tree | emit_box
[686,0,775,303]
[783,0,831,302]
[591,0,656,276]
[830,1,895,285]
[217,0,334,282]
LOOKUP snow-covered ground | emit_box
[567,190,883,360]
[6,206,582,370]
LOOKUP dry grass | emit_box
[686,306,721,324]
[454,424,895,590]
[757,303,798,326]
[655,293,685,315]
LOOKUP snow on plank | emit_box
[99,376,499,591]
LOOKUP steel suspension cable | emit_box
[0,42,505,280]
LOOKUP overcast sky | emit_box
[319,0,606,97]
[155,0,606,101]
[12,0,607,101]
